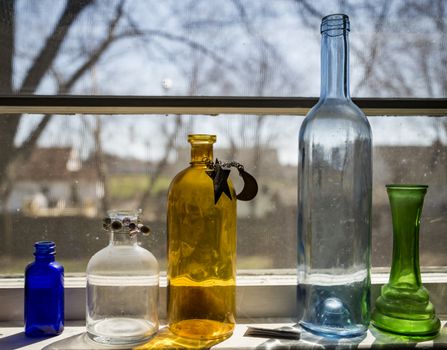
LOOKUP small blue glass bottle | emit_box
[25,241,64,336]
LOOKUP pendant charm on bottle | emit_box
[205,158,258,204]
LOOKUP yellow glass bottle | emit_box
[167,134,236,340]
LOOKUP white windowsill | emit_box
[1,271,447,348]
[1,271,446,322]
[1,321,446,349]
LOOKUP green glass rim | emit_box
[386,184,428,190]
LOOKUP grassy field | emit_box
[107,175,171,199]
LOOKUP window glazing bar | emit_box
[0,95,446,116]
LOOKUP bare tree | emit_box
[0,0,248,262]
[0,1,93,206]
[0,0,242,213]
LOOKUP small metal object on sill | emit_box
[244,325,301,340]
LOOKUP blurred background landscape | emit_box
[0,0,446,274]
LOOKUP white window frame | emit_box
[1,271,447,322]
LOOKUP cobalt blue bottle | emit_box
[25,241,64,336]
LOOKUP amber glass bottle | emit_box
[167,134,236,340]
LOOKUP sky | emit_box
[14,114,447,167]
[10,0,447,166]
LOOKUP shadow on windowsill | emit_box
[42,327,229,350]
[0,331,54,350]
[369,322,447,348]
[253,324,367,349]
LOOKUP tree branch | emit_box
[0,0,14,94]
[352,0,392,95]
[123,12,232,69]
[59,0,125,93]
[138,116,183,210]
[19,0,94,93]
[0,1,19,189]
[1,1,123,204]
[10,0,126,165]
[0,114,52,201]
[293,0,324,27]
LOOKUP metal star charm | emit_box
[207,163,233,204]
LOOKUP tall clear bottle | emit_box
[86,210,159,345]
[297,14,372,337]
[167,134,236,340]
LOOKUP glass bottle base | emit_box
[372,310,440,336]
[299,321,367,338]
[25,324,64,337]
[87,317,157,345]
[169,319,234,340]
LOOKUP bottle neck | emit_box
[110,231,137,246]
[387,188,426,288]
[35,254,55,262]
[34,241,56,262]
[190,144,213,167]
[320,30,350,100]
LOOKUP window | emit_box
[5,0,447,98]
[1,112,446,275]
[0,0,446,320]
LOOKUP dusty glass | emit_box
[297,14,372,337]
[86,210,159,345]
[372,185,440,336]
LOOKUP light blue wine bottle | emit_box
[297,14,372,338]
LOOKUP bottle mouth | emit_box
[104,209,150,236]
[107,209,141,222]
[188,134,216,145]
[34,241,55,255]
[321,14,350,34]
[386,184,428,191]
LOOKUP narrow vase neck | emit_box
[320,30,350,100]
[190,144,213,166]
[387,186,427,288]
[188,135,216,167]
[110,232,137,246]
[35,255,55,262]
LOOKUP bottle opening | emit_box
[34,241,55,255]
[105,209,148,236]
[188,134,216,145]
[321,14,350,34]
[386,184,429,191]
[107,209,142,222]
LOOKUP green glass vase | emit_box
[372,185,440,336]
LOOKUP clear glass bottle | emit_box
[297,14,372,337]
[86,210,159,345]
[25,241,64,337]
[167,134,236,340]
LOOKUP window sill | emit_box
[0,320,446,349]
[1,271,446,348]
[1,271,447,322]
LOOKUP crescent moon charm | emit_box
[236,169,258,201]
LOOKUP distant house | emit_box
[7,147,98,216]
[374,144,447,206]
[99,154,154,175]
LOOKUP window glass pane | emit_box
[0,114,446,276]
[2,0,446,97]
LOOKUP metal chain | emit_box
[203,158,244,172]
